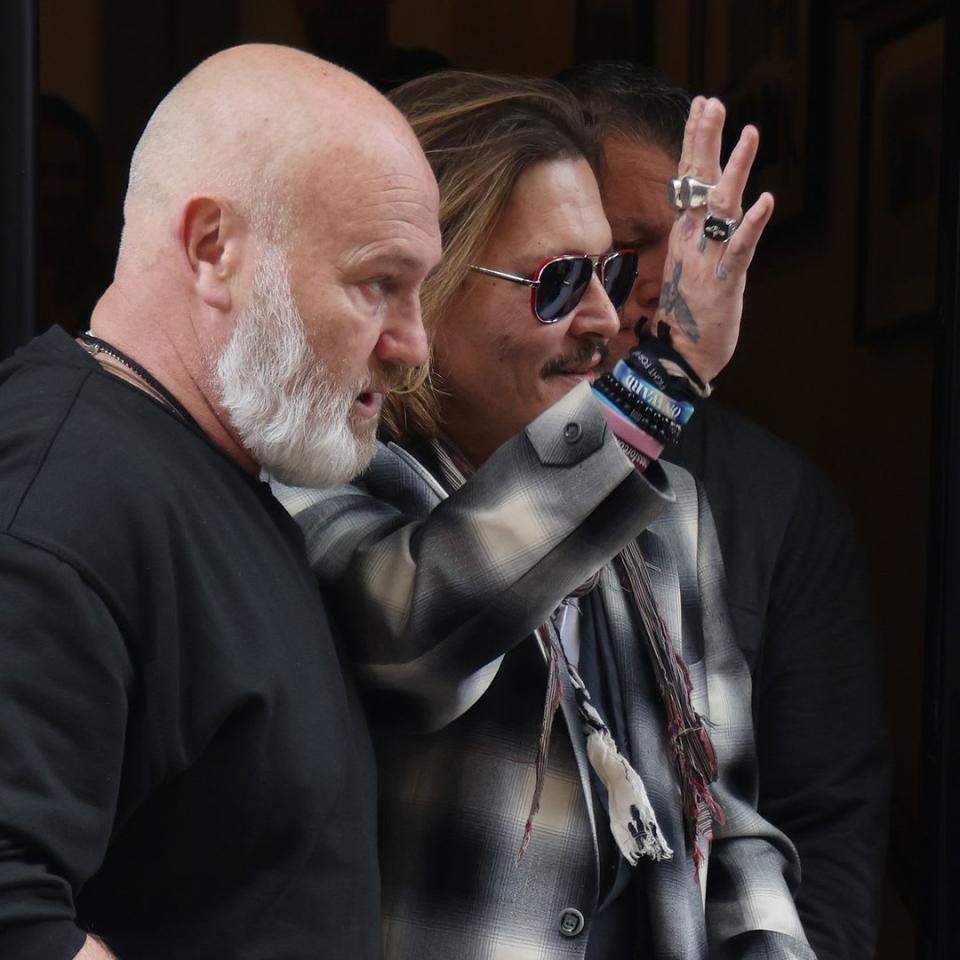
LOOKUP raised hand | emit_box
[651,96,775,385]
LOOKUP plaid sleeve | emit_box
[689,476,817,957]
[279,383,675,730]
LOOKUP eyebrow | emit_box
[613,221,666,248]
[357,249,436,277]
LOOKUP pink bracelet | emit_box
[617,440,651,473]
[596,393,665,461]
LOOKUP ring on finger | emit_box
[702,213,739,243]
[667,176,716,210]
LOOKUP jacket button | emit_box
[563,422,582,444]
[558,907,585,937]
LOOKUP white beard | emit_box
[214,242,377,489]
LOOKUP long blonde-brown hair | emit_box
[382,71,600,442]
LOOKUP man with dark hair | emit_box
[558,59,891,960]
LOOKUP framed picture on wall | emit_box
[695,0,830,229]
[855,8,944,342]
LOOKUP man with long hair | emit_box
[278,72,814,958]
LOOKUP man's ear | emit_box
[178,196,245,312]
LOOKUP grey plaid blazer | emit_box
[276,384,815,960]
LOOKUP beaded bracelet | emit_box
[594,392,665,463]
[592,326,712,469]
[594,380,679,446]
[593,375,681,445]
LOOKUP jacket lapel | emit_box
[636,528,684,658]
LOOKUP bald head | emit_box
[93,43,440,483]
[120,44,427,259]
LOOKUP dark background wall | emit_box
[9,0,952,955]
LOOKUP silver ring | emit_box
[702,213,738,243]
[667,176,716,210]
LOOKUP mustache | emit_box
[540,340,609,378]
[358,360,407,396]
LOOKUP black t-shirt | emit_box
[0,328,380,959]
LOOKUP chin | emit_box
[260,423,377,490]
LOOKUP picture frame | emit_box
[854,7,944,342]
[695,0,831,230]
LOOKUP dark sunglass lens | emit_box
[535,258,593,321]
[602,251,639,310]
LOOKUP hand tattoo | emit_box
[680,213,697,242]
[716,261,729,281]
[697,235,708,254]
[660,260,700,342]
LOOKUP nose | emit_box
[566,272,621,341]
[622,242,669,328]
[634,271,663,308]
[374,296,429,368]
[622,273,662,329]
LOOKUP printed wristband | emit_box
[593,375,680,444]
[615,439,651,473]
[594,391,665,461]
[612,360,695,424]
[595,383,677,446]
[624,344,706,400]
[623,343,672,392]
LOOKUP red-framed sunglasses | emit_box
[469,249,639,324]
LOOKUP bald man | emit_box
[0,45,440,960]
